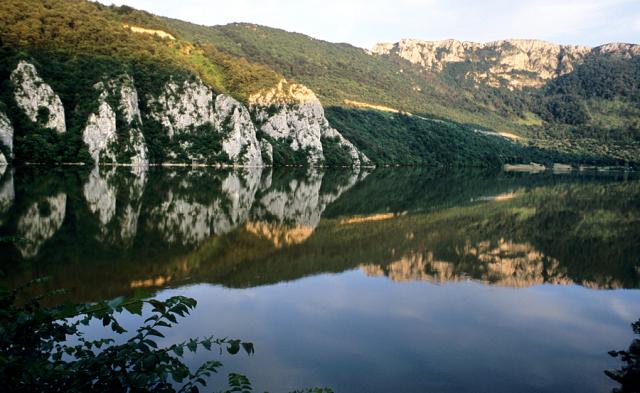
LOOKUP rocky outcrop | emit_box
[595,43,640,58]
[116,76,148,167]
[83,95,118,164]
[214,95,263,166]
[0,111,13,162]
[249,79,371,167]
[10,61,66,133]
[371,39,594,89]
[148,78,215,138]
[83,75,148,166]
[148,79,263,166]
[7,63,366,168]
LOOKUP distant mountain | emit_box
[370,39,595,89]
[0,0,637,167]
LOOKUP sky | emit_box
[96,0,640,48]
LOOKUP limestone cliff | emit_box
[10,61,66,133]
[595,42,640,58]
[148,78,215,139]
[249,79,371,167]
[371,39,599,89]
[147,78,264,166]
[0,111,13,164]
[215,95,263,166]
[7,62,368,168]
[83,92,117,164]
[82,75,148,166]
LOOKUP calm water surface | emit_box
[0,165,638,392]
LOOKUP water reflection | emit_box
[0,169,14,226]
[0,167,638,302]
[361,239,574,288]
[83,167,146,247]
[16,193,67,259]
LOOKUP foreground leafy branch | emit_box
[606,319,640,393]
[0,278,254,392]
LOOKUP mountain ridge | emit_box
[370,38,639,89]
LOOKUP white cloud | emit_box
[97,0,640,47]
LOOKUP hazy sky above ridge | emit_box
[97,0,640,48]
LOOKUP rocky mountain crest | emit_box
[371,39,638,89]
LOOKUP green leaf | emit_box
[227,340,240,355]
[242,342,254,355]
[202,339,212,351]
[173,345,184,356]
[147,328,165,338]
[123,301,143,315]
[156,320,171,328]
[149,299,166,312]
[144,339,158,348]
[111,321,126,334]
[166,313,177,323]
[141,354,157,371]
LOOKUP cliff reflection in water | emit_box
[0,166,638,302]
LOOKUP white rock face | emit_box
[595,43,640,58]
[250,79,370,167]
[148,78,215,138]
[10,61,66,133]
[116,77,148,167]
[82,75,148,166]
[148,78,265,166]
[371,39,593,89]
[214,95,263,166]
[84,96,118,164]
[114,76,148,166]
[0,111,13,158]
[16,193,67,258]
